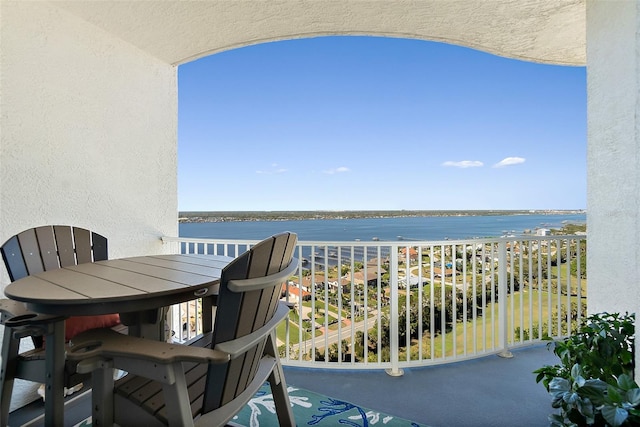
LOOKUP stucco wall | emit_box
[0,2,178,288]
[586,1,640,317]
[53,1,585,67]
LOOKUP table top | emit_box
[4,254,234,316]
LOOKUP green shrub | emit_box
[534,312,636,426]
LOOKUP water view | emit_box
[179,212,586,242]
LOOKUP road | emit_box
[289,309,379,353]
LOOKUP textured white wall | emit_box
[0,2,178,288]
[587,4,640,384]
[53,1,586,66]
[586,1,640,317]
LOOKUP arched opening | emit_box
[177,36,585,212]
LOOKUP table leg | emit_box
[120,308,165,341]
[91,360,115,427]
[44,320,65,427]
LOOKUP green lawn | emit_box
[277,318,316,345]
[427,288,585,358]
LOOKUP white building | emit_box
[536,228,551,236]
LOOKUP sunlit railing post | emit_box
[497,239,513,358]
[386,246,404,376]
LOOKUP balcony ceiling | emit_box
[52,0,585,66]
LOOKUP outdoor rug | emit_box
[231,383,426,426]
[71,383,427,427]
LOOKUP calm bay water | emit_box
[179,213,586,242]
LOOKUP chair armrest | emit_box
[67,328,230,366]
[214,302,290,358]
[0,299,66,337]
[0,299,31,320]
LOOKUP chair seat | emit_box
[112,356,279,427]
[14,347,85,386]
[114,362,208,425]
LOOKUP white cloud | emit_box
[256,164,287,174]
[323,166,351,174]
[493,157,526,168]
[442,160,484,168]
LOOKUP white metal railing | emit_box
[162,235,587,372]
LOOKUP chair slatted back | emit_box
[1,225,107,281]
[202,232,297,413]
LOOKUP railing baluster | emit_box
[518,241,524,344]
[528,240,534,341]
[481,243,487,352]
[417,245,424,361]
[404,245,410,363]
[576,239,583,328]
[349,246,355,365]
[440,244,446,358]
[452,243,457,358]
[462,243,467,356]
[429,245,435,360]
[471,244,477,355]
[387,248,403,376]
[377,246,383,365]
[510,241,516,343]
[497,240,512,358]
[492,242,496,349]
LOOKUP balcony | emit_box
[3,2,639,425]
[6,234,585,425]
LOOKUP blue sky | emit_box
[178,36,586,211]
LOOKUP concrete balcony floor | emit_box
[283,344,559,427]
[9,344,559,426]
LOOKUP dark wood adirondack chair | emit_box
[0,225,121,425]
[68,231,298,427]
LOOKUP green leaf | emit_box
[566,408,586,426]
[601,406,628,427]
[577,397,595,422]
[608,384,624,404]
[552,393,565,409]
[577,379,608,406]
[570,364,583,380]
[628,408,640,417]
[550,378,571,394]
[619,349,632,364]
[563,392,579,405]
[626,388,640,406]
[618,374,638,391]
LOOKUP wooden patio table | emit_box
[4,253,233,427]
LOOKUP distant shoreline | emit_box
[178,209,586,223]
